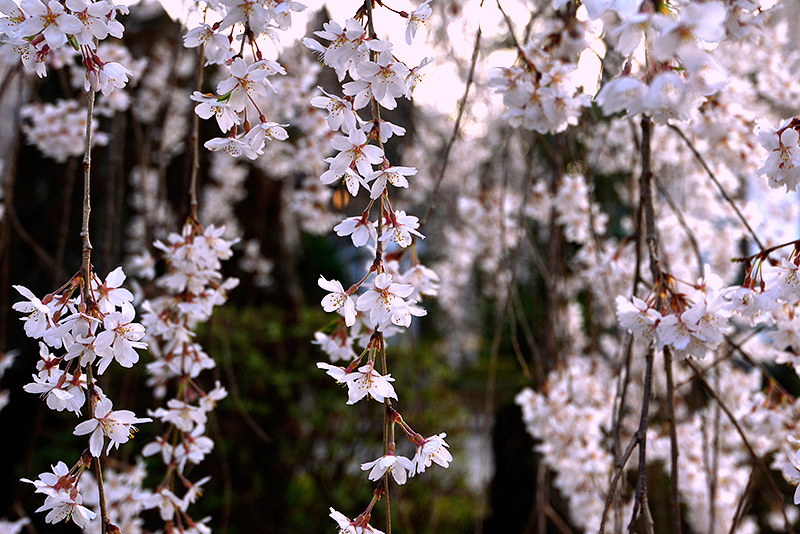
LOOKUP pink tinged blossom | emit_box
[361,453,415,484]
[615,295,660,341]
[656,313,695,351]
[204,135,259,160]
[413,433,452,475]
[306,18,371,81]
[95,301,146,373]
[216,57,276,112]
[342,362,397,404]
[10,38,47,77]
[756,120,800,192]
[380,210,424,248]
[0,0,26,36]
[313,331,356,362]
[12,284,53,339]
[334,216,376,247]
[143,487,184,521]
[316,362,348,383]
[17,0,83,49]
[783,447,800,504]
[357,272,426,329]
[775,258,800,304]
[330,508,358,534]
[91,61,133,96]
[405,0,432,44]
[310,88,358,132]
[400,263,440,300]
[354,51,410,110]
[243,120,289,154]
[644,71,693,123]
[21,461,71,497]
[23,367,85,414]
[184,24,233,65]
[65,0,111,44]
[318,276,356,327]
[652,1,727,61]
[367,119,406,143]
[595,76,647,117]
[36,492,96,528]
[93,266,134,314]
[219,0,269,33]
[366,166,416,199]
[329,128,384,178]
[406,56,433,93]
[320,164,364,196]
[73,396,151,456]
[151,398,207,432]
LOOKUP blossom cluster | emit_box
[181,0,305,159]
[137,220,238,530]
[12,265,150,529]
[0,0,133,92]
[488,16,592,133]
[304,3,451,530]
[591,0,767,123]
[615,266,730,360]
[756,117,800,192]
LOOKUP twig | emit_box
[599,425,640,534]
[420,0,485,227]
[627,345,655,534]
[653,175,703,278]
[6,205,67,281]
[545,504,575,534]
[667,124,764,250]
[663,345,682,534]
[687,360,796,534]
[189,43,205,221]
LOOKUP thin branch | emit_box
[420,0,485,227]
[545,505,576,534]
[663,346,682,534]
[628,345,655,534]
[653,175,703,278]
[6,198,67,280]
[687,360,796,534]
[599,423,640,534]
[668,124,764,250]
[189,43,205,221]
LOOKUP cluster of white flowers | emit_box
[304,3,451,528]
[756,118,800,192]
[80,459,150,534]
[20,99,109,163]
[12,265,150,529]
[488,17,592,133]
[137,220,238,530]
[181,0,305,158]
[0,0,133,92]
[615,266,731,360]
[594,0,767,123]
[516,357,630,533]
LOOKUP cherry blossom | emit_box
[73,396,151,456]
[319,276,357,327]
[361,452,415,484]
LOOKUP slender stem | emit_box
[81,89,95,295]
[687,360,796,534]
[627,345,655,534]
[420,0,485,227]
[662,346,682,534]
[85,365,110,534]
[364,4,390,532]
[189,44,205,222]
[667,124,764,250]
